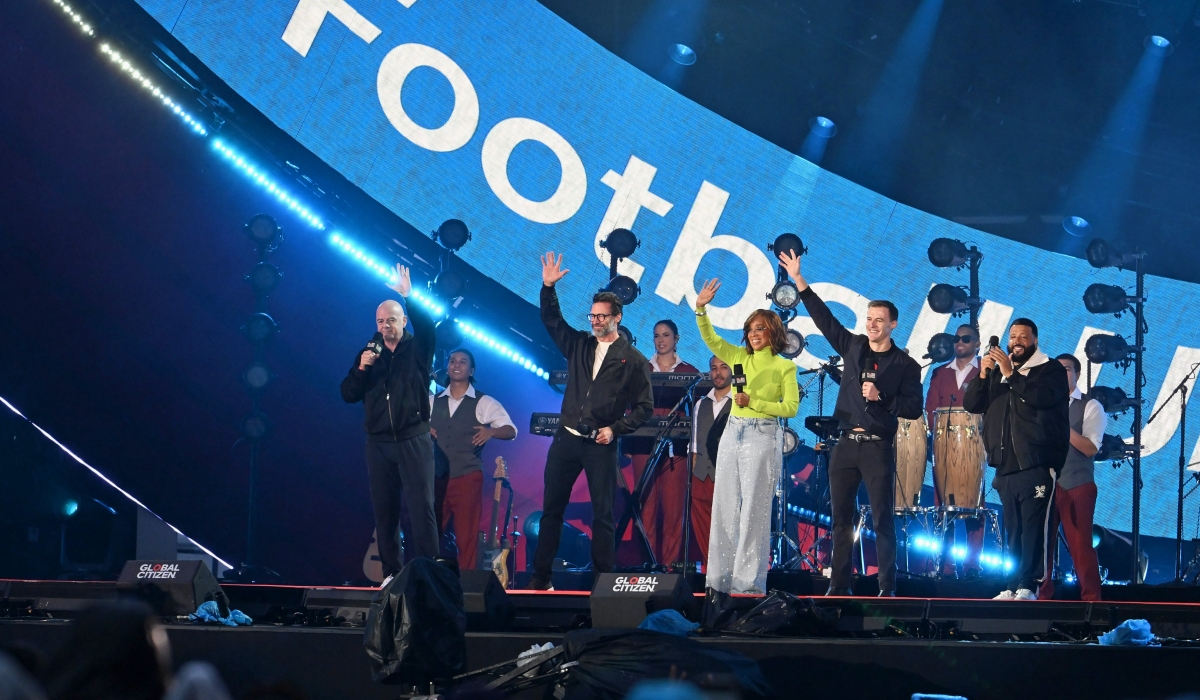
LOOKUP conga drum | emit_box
[893,415,927,511]
[932,408,986,509]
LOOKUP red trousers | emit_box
[436,470,484,572]
[690,474,715,566]
[1039,482,1101,601]
[629,453,689,565]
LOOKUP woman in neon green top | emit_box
[694,279,799,594]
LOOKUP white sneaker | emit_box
[379,573,395,589]
[993,589,1015,600]
[1014,588,1037,601]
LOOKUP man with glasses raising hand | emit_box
[527,252,653,590]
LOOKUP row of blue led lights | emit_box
[51,0,549,380]
[910,534,1014,571]
[329,234,550,379]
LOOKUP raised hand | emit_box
[541,252,570,287]
[777,250,807,290]
[387,263,411,297]
[696,279,721,308]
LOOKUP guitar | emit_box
[477,457,515,588]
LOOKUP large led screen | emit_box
[138,0,1200,539]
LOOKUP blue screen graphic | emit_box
[138,0,1200,539]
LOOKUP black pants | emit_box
[366,434,439,577]
[829,438,897,592]
[995,467,1056,591]
[532,429,618,580]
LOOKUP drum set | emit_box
[889,407,1002,576]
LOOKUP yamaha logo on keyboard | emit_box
[611,575,658,593]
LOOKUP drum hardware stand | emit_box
[1147,361,1200,583]
[770,417,806,570]
[796,360,841,573]
[615,374,703,572]
[678,375,708,575]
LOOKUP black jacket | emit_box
[963,352,1070,474]
[798,287,923,439]
[340,299,435,442]
[541,285,653,436]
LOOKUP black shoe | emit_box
[825,586,853,596]
[878,590,896,597]
[963,568,981,580]
[527,576,554,591]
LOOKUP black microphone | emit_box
[732,364,747,393]
[982,335,1000,378]
[366,331,384,356]
[861,362,878,404]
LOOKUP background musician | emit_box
[780,250,923,598]
[925,324,985,578]
[627,320,700,567]
[690,356,733,567]
[428,348,517,572]
[1038,353,1106,601]
[964,319,1069,601]
[529,252,653,591]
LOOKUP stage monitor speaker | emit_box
[460,569,514,630]
[118,560,227,616]
[590,573,693,629]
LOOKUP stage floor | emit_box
[4,578,1200,699]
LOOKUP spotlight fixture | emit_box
[246,262,283,295]
[782,426,800,456]
[1062,216,1091,238]
[1085,238,1141,270]
[605,275,640,306]
[768,280,800,310]
[432,269,465,300]
[780,328,806,360]
[241,362,273,391]
[244,214,282,249]
[927,284,970,315]
[435,318,464,350]
[1083,283,1134,315]
[768,233,807,260]
[1144,35,1172,57]
[239,411,271,442]
[926,238,979,268]
[668,43,697,65]
[1091,385,1139,415]
[600,228,639,260]
[808,117,837,139]
[924,333,956,363]
[1085,334,1137,365]
[242,312,279,344]
[433,219,471,251]
[1096,433,1138,462]
[617,325,637,346]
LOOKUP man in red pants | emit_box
[925,324,985,577]
[1039,353,1106,601]
[689,356,732,567]
[429,349,517,572]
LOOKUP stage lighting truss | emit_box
[433,219,471,251]
[213,141,325,229]
[1090,386,1139,416]
[1085,333,1139,369]
[780,329,806,360]
[1096,433,1138,464]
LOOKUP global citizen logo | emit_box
[612,575,658,593]
[137,563,181,580]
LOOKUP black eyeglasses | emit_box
[954,335,976,343]
[586,313,615,322]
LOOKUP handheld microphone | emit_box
[366,332,384,356]
[982,335,1000,378]
[861,362,878,403]
[732,364,747,393]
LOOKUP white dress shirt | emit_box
[650,354,685,372]
[946,356,980,390]
[1073,387,1107,451]
[428,384,518,435]
[691,389,733,453]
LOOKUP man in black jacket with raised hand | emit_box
[964,318,1069,601]
[780,250,923,597]
[340,264,439,587]
[529,252,653,590]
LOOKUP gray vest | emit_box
[693,397,731,481]
[430,392,484,479]
[1058,394,1094,490]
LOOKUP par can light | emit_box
[782,426,800,456]
[245,214,281,248]
[242,363,272,391]
[1096,433,1137,462]
[239,411,271,442]
[1083,283,1132,315]
[1091,386,1138,415]
[925,333,956,363]
[927,238,972,268]
[1085,334,1135,365]
[434,219,471,251]
[768,233,807,260]
[432,269,465,300]
[768,280,800,310]
[927,284,969,315]
[435,318,464,349]
[600,228,639,260]
[242,312,279,344]
[605,275,640,305]
[246,262,282,294]
[780,328,806,359]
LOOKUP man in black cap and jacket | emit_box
[964,317,1069,601]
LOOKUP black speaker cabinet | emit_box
[460,569,514,630]
[118,560,226,616]
[590,573,693,628]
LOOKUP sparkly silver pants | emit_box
[705,416,781,594]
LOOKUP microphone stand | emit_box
[679,374,707,578]
[1146,361,1200,583]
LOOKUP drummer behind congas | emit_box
[963,319,1070,602]
[925,324,986,578]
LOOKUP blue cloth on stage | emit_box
[188,601,252,627]
[638,609,699,636]
[1098,619,1155,646]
